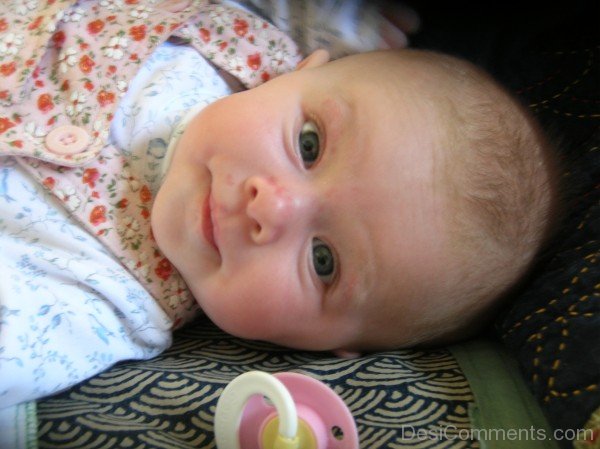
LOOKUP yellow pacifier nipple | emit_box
[262,416,317,449]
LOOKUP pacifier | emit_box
[214,371,359,449]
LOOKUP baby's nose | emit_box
[244,176,307,244]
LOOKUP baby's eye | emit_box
[298,121,320,168]
[312,238,335,284]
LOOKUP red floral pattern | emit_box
[82,167,99,187]
[0,117,15,134]
[129,24,146,41]
[79,54,95,74]
[37,93,54,113]
[89,205,107,226]
[0,61,16,76]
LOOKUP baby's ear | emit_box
[332,349,361,359]
[295,49,330,71]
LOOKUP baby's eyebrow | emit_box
[316,94,354,158]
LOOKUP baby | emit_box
[0,1,559,411]
[152,48,560,353]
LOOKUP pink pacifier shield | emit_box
[238,372,358,449]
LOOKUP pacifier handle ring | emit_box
[215,371,298,449]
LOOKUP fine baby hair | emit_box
[372,49,561,348]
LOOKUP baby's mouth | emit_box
[202,180,220,255]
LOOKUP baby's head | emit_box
[152,49,559,353]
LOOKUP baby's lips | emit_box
[202,191,219,253]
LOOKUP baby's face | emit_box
[152,51,452,351]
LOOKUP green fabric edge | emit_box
[25,401,38,449]
[0,401,38,449]
[450,338,560,449]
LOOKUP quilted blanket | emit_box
[38,318,479,448]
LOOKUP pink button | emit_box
[163,0,191,13]
[45,125,91,156]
